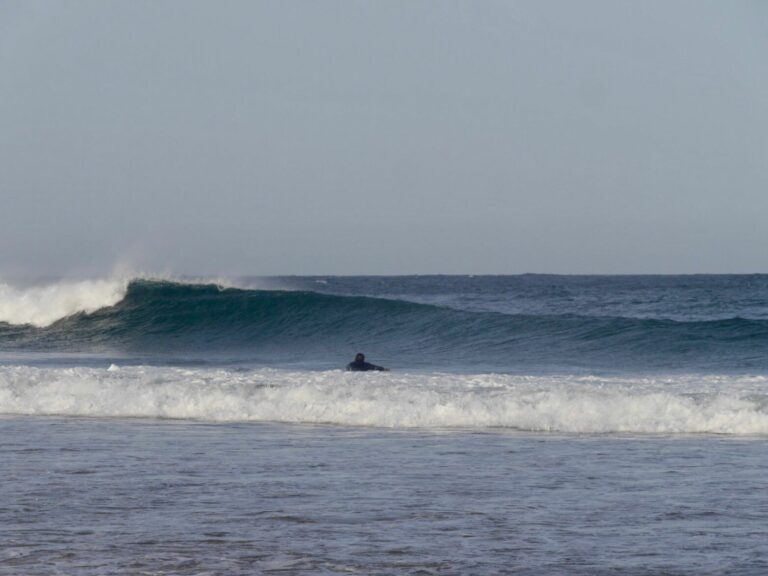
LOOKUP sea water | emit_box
[2,275,768,574]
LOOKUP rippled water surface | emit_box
[3,417,768,575]
[4,275,768,574]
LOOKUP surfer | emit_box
[346,353,389,372]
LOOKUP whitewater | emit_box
[4,275,768,574]
[3,366,768,434]
[0,278,128,327]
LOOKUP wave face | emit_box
[2,278,768,371]
[2,366,768,434]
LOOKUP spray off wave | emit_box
[0,279,129,327]
[2,366,768,434]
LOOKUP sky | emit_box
[1,0,766,276]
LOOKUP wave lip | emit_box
[2,366,768,435]
[0,279,129,327]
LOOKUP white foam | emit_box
[0,279,129,327]
[2,366,768,434]
[0,273,309,329]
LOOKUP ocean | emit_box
[2,275,768,574]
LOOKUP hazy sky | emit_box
[1,0,766,276]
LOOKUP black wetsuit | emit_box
[346,360,387,372]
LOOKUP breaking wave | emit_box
[0,278,128,327]
[2,278,768,371]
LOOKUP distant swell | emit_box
[2,366,768,434]
[2,279,768,371]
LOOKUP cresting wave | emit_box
[0,278,129,327]
[2,366,768,434]
[2,279,768,370]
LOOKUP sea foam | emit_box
[0,279,129,327]
[2,366,768,434]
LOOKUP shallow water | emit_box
[3,417,768,575]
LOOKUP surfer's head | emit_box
[355,353,365,362]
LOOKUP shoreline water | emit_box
[3,416,767,575]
